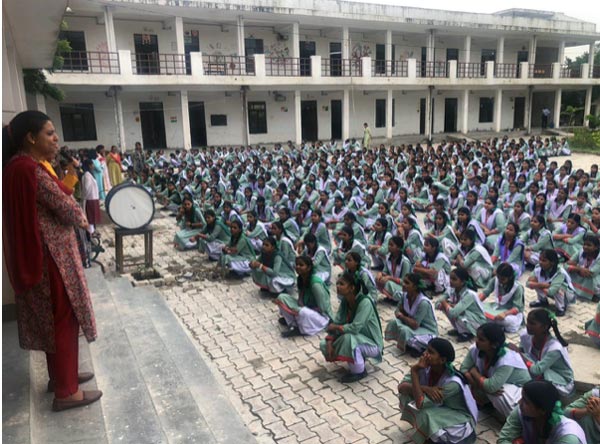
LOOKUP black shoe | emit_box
[447,329,459,337]
[406,346,424,358]
[457,333,474,343]
[530,300,549,308]
[278,317,287,326]
[281,327,302,338]
[556,309,566,317]
[340,370,367,383]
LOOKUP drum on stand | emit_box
[105,183,155,230]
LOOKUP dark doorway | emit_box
[244,38,264,74]
[444,98,458,133]
[139,102,167,149]
[300,41,316,76]
[517,50,528,77]
[184,30,200,75]
[331,100,342,140]
[421,47,427,76]
[59,30,88,71]
[134,34,159,74]
[330,42,342,76]
[375,44,386,74]
[481,49,496,75]
[189,101,207,147]
[301,100,318,141]
[419,98,426,135]
[446,48,459,62]
[513,97,526,129]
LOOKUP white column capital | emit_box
[104,5,117,53]
[448,60,457,79]
[311,55,321,79]
[253,54,266,78]
[174,17,185,54]
[407,58,417,79]
[342,26,350,60]
[118,50,133,76]
[496,36,505,64]
[190,52,203,76]
[463,35,471,64]
[361,57,372,78]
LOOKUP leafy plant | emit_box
[571,128,600,150]
[585,114,600,129]
[561,105,585,127]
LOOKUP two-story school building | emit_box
[36,0,600,150]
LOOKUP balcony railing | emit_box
[265,57,311,76]
[528,64,553,79]
[131,53,186,75]
[494,63,519,78]
[416,61,448,78]
[593,66,600,78]
[559,65,581,78]
[55,51,120,74]
[202,55,254,76]
[321,59,361,77]
[457,62,486,78]
[372,60,409,77]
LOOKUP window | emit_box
[375,44,385,74]
[479,98,494,123]
[60,103,97,141]
[58,30,87,71]
[248,101,267,134]
[210,114,227,126]
[375,99,386,128]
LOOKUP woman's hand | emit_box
[422,386,444,403]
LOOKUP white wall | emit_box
[2,11,27,123]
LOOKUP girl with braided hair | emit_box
[376,235,412,303]
[461,323,530,418]
[413,237,451,295]
[479,262,525,333]
[249,236,295,295]
[397,338,478,444]
[343,252,378,303]
[528,249,576,317]
[499,381,586,444]
[565,385,600,444]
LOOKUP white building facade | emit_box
[41,0,600,150]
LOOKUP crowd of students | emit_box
[76,133,600,444]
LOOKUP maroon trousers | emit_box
[45,255,79,398]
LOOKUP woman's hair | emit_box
[203,209,217,233]
[528,308,568,346]
[424,237,440,262]
[296,255,314,289]
[404,272,423,291]
[477,323,506,367]
[345,251,362,269]
[496,262,515,290]
[460,229,477,249]
[567,213,581,226]
[583,234,600,254]
[539,249,559,277]
[522,381,562,438]
[457,206,472,219]
[531,214,547,229]
[452,266,477,290]
[229,219,243,245]
[427,338,466,382]
[3,111,52,167]
[338,271,360,295]
[500,222,520,247]
[339,225,354,248]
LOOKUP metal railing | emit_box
[494,63,519,78]
[416,61,448,78]
[321,58,361,77]
[265,57,311,76]
[457,62,486,78]
[560,65,581,78]
[202,55,254,76]
[371,60,409,77]
[528,64,553,79]
[55,51,120,74]
[131,53,186,75]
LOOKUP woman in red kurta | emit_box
[2,111,102,412]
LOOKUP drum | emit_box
[105,183,155,230]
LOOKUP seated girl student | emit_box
[276,206,301,244]
[255,196,275,224]
[355,193,378,229]
[219,219,256,276]
[269,221,296,270]
[245,210,268,253]
[294,199,313,231]
[565,386,600,444]
[492,222,526,277]
[413,237,451,295]
[173,196,206,250]
[567,234,600,302]
[528,249,576,317]
[498,381,587,444]
[447,184,465,220]
[221,200,244,228]
[547,188,572,230]
[478,196,507,251]
[367,218,392,270]
[581,206,600,235]
[553,213,587,262]
[453,207,486,247]
[584,302,600,347]
[522,215,555,268]
[325,195,348,233]
[332,226,367,268]
[344,252,378,303]
[479,262,525,333]
[512,308,575,398]
[450,229,494,289]
[461,323,531,418]
[275,256,333,338]
[299,208,331,254]
[376,236,412,303]
[298,233,332,284]
[320,271,384,383]
[249,236,295,295]
[508,200,531,234]
[397,338,478,444]
[398,216,425,265]
[193,209,231,260]
[385,273,438,357]
[436,267,487,342]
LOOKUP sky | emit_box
[349,0,598,60]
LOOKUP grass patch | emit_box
[569,128,600,153]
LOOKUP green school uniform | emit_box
[276,275,332,319]
[565,387,600,444]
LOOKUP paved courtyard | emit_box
[95,153,599,444]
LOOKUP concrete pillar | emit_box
[558,40,565,64]
[582,63,590,79]
[448,60,457,79]
[553,88,562,129]
[104,6,117,52]
[291,22,300,59]
[174,17,184,54]
[552,62,561,80]
[407,58,417,79]
[241,87,249,146]
[253,54,266,78]
[589,42,596,65]
[494,89,502,133]
[237,16,245,57]
[461,89,469,134]
[520,62,528,80]
[342,89,350,141]
[464,35,471,64]
[119,50,133,76]
[311,55,321,79]
[425,86,433,139]
[584,86,593,127]
[113,89,126,151]
[486,61,494,80]
[180,90,191,149]
[525,86,533,134]
[386,89,393,140]
[190,51,203,76]
[385,30,392,76]
[427,30,435,63]
[361,57,371,78]
[528,36,537,64]
[496,36,505,64]
[342,26,349,60]
[33,93,46,113]
[294,90,302,144]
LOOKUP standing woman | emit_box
[88,150,105,200]
[2,111,101,411]
[80,159,102,236]
[106,145,124,186]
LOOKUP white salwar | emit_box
[280,306,329,336]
